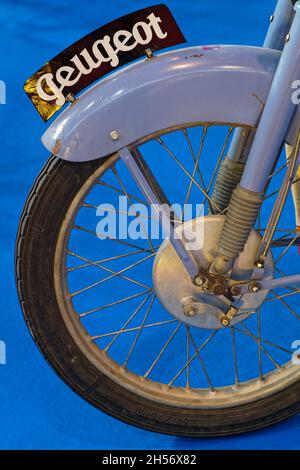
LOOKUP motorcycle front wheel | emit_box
[16,122,300,436]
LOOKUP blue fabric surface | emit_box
[1,0,300,450]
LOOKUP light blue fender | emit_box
[42,45,282,162]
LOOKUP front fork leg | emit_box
[210,0,295,216]
[287,144,300,233]
[214,1,300,274]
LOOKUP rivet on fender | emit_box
[145,49,155,60]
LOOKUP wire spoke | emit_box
[186,332,191,388]
[257,308,263,380]
[104,292,153,352]
[71,253,155,297]
[73,224,149,252]
[123,294,156,368]
[185,326,214,390]
[274,233,299,265]
[92,319,178,340]
[238,323,281,369]
[82,203,158,221]
[182,127,209,210]
[275,267,299,292]
[231,328,239,386]
[144,322,182,378]
[264,176,300,201]
[156,137,225,215]
[168,330,218,387]
[68,251,151,290]
[266,290,300,302]
[263,189,279,202]
[80,289,152,318]
[234,324,292,355]
[68,247,157,272]
[267,161,289,180]
[271,232,293,246]
[182,128,205,212]
[97,179,148,205]
[269,290,300,321]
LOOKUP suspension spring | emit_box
[210,156,245,214]
[214,184,264,274]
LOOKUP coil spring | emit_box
[210,156,245,214]
[214,184,264,273]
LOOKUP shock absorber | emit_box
[210,128,254,214]
[210,156,245,214]
[214,184,264,274]
[209,133,257,273]
[211,0,300,273]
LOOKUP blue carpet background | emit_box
[1,0,300,450]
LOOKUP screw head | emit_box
[286,34,290,43]
[270,14,274,23]
[184,305,198,318]
[66,92,76,103]
[110,130,120,141]
[220,316,230,327]
[249,282,261,293]
[194,275,206,287]
[145,48,154,60]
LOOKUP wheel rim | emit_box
[54,123,300,409]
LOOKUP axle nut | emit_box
[184,305,198,318]
[249,282,261,293]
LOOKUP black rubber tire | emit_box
[16,155,300,437]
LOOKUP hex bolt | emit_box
[110,130,120,141]
[220,316,231,327]
[194,275,206,287]
[249,282,261,293]
[184,305,198,318]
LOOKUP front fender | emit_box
[42,45,281,162]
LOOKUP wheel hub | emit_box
[153,215,274,329]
